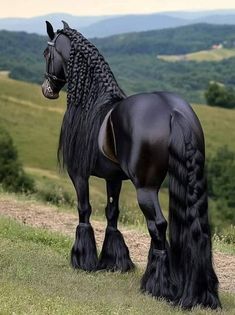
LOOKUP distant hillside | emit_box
[0,30,46,83]
[81,14,188,38]
[0,13,113,35]
[1,10,235,37]
[81,13,235,38]
[1,24,235,103]
[164,9,235,19]
[92,24,235,55]
[196,14,235,25]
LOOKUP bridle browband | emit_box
[45,32,67,90]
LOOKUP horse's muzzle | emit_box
[42,79,59,99]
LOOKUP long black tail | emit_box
[168,110,221,309]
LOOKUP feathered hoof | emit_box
[177,290,221,310]
[71,223,98,271]
[141,248,176,301]
[97,226,135,272]
[174,266,221,310]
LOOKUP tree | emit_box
[0,127,34,193]
[205,83,235,109]
[207,146,235,227]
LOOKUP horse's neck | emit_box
[94,61,125,101]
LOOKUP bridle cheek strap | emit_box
[45,36,67,91]
[45,72,66,91]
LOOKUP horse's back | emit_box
[113,92,202,135]
[111,92,204,187]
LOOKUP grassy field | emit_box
[158,48,235,62]
[0,215,234,315]
[0,73,66,171]
[0,74,235,225]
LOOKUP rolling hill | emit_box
[92,24,235,55]
[0,13,113,35]
[81,12,235,38]
[0,74,235,226]
[1,74,235,170]
[196,14,235,25]
[81,14,188,38]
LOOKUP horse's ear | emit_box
[46,21,55,40]
[62,20,70,30]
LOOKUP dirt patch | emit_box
[0,195,234,293]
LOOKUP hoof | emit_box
[71,223,98,271]
[98,226,135,272]
[141,246,176,301]
[178,296,221,310]
[177,286,221,309]
[172,254,221,309]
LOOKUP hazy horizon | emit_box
[2,8,235,20]
[1,0,235,18]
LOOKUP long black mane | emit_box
[58,28,126,177]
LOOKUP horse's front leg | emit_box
[69,175,98,271]
[98,179,134,272]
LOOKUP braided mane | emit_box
[58,28,126,177]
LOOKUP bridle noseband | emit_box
[45,33,67,91]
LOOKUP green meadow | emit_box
[158,48,235,62]
[0,216,234,315]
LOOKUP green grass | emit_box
[0,75,66,171]
[0,216,234,315]
[193,104,235,156]
[158,48,235,62]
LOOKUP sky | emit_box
[1,0,235,18]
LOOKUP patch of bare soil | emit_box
[0,196,234,293]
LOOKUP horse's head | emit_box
[42,21,71,99]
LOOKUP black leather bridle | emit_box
[45,33,67,91]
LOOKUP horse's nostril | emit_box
[47,82,53,94]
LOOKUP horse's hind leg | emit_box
[98,179,134,272]
[69,175,98,271]
[137,188,175,300]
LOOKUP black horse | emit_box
[42,21,221,309]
